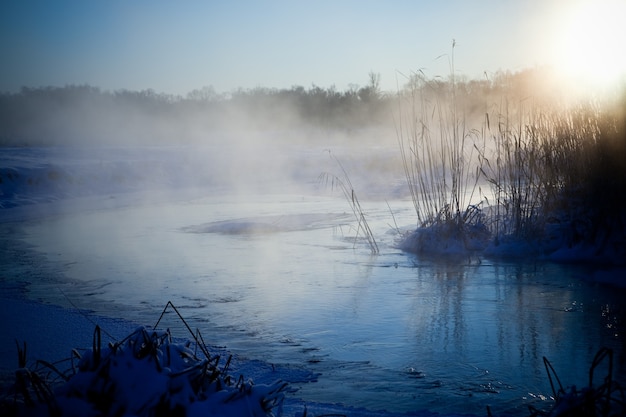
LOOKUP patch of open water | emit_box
[11,193,626,416]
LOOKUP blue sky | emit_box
[1,0,622,95]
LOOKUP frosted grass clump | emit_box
[5,325,287,417]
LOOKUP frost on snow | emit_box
[3,323,288,417]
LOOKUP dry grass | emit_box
[319,151,379,254]
[2,302,288,416]
[397,62,626,259]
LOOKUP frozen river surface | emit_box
[1,145,625,416]
[4,192,623,416]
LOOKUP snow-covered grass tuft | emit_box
[2,302,288,417]
[398,203,490,257]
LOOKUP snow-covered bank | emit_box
[0,294,466,417]
[398,214,626,288]
[3,294,624,417]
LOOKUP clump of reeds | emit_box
[477,98,550,245]
[561,94,626,253]
[395,42,488,255]
[478,92,626,258]
[397,53,626,261]
[1,302,288,417]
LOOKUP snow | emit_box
[52,326,287,417]
[5,315,290,416]
[398,209,625,284]
[0,294,469,417]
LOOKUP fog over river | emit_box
[1,144,624,416]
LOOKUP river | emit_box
[4,188,624,416]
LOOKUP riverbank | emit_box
[0,290,455,417]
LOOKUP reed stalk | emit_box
[319,151,379,254]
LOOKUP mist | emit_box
[0,76,401,211]
[2,68,625,416]
[0,67,587,206]
[2,67,624,232]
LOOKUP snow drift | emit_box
[3,305,289,417]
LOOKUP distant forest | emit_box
[0,68,579,146]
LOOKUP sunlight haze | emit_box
[549,0,626,93]
[2,0,619,95]
[2,2,626,416]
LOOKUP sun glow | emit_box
[552,0,626,94]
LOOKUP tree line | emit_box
[0,68,572,146]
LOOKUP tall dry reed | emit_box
[395,43,486,254]
[398,62,625,257]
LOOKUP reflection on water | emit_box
[15,194,626,416]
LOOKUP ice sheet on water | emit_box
[0,295,451,417]
[181,213,351,235]
[0,146,222,209]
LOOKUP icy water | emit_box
[10,191,626,416]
